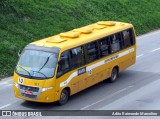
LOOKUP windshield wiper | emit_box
[31,54,53,78]
[30,71,48,79]
[38,55,50,72]
[18,65,31,77]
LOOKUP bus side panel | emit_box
[78,73,87,92]
[118,47,134,72]
[85,58,115,88]
[131,45,136,65]
[85,74,98,89]
[55,69,88,100]
[55,47,136,101]
[55,72,76,101]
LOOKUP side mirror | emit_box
[18,50,21,57]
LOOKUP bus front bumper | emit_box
[13,83,56,103]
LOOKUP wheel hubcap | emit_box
[61,93,66,101]
[112,70,117,81]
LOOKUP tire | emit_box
[108,67,118,83]
[58,89,69,105]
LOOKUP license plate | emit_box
[24,91,33,95]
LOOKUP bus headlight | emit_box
[41,87,53,92]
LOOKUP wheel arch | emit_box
[113,65,119,73]
[62,87,71,96]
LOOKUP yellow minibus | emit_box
[13,21,136,105]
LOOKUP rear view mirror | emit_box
[18,50,21,57]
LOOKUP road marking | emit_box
[0,104,11,109]
[136,54,144,58]
[137,30,160,39]
[136,47,160,58]
[115,88,127,93]
[151,48,160,52]
[0,82,8,86]
[128,85,134,88]
[80,88,127,110]
[80,99,106,110]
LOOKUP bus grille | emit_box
[19,84,39,99]
[19,84,39,92]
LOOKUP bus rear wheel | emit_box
[58,89,69,105]
[108,67,118,83]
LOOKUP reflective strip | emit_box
[60,72,78,87]
[60,48,134,87]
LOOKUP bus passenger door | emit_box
[70,46,86,93]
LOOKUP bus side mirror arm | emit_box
[18,50,21,57]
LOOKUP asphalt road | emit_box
[0,30,160,119]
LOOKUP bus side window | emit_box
[99,37,109,57]
[86,41,99,63]
[57,51,70,77]
[129,29,135,45]
[70,46,85,69]
[122,29,134,47]
[110,34,121,53]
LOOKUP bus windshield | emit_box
[15,50,58,79]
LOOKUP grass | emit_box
[0,0,160,78]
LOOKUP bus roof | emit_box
[30,21,133,52]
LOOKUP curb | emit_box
[0,76,13,82]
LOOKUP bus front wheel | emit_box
[58,89,69,105]
[108,67,118,83]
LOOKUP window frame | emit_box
[70,46,85,70]
[98,36,110,58]
[110,33,123,53]
[121,28,135,48]
[85,41,100,63]
[56,45,86,78]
